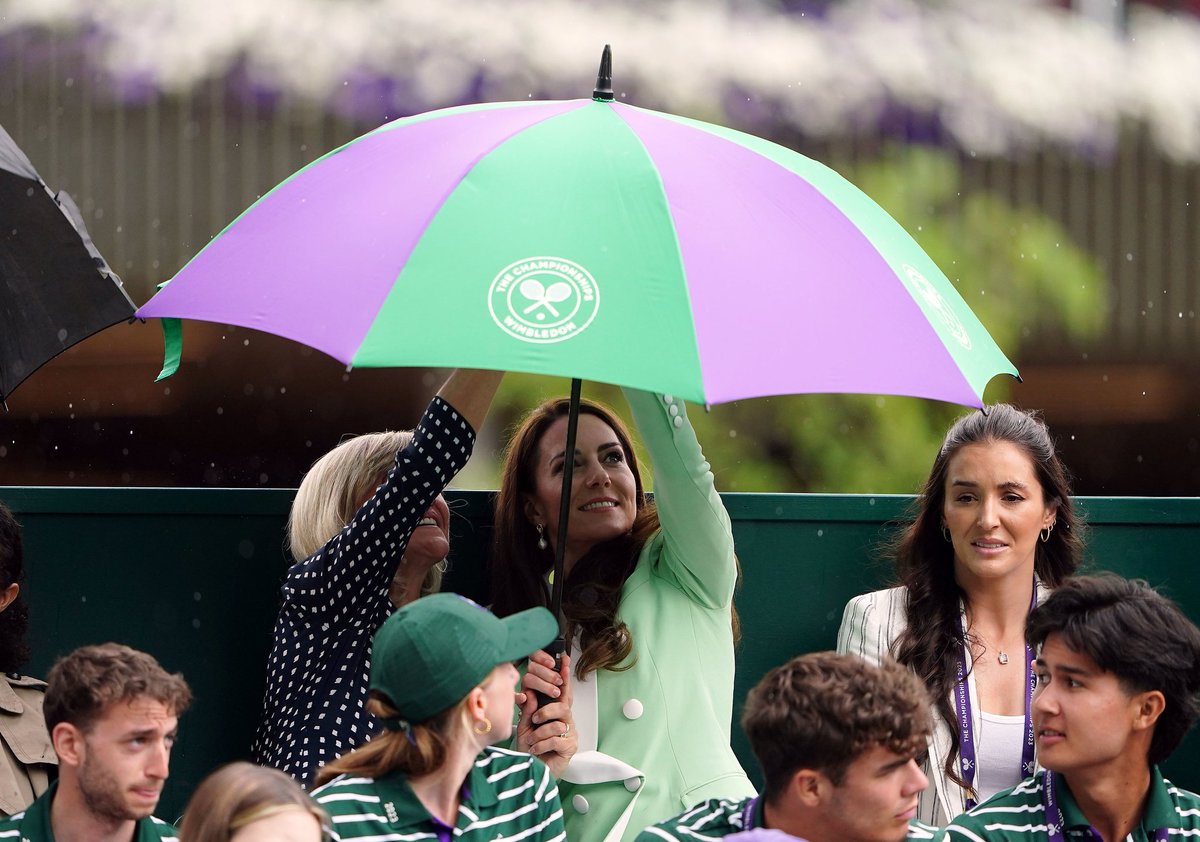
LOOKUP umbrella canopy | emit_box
[137,61,1015,409]
[0,122,136,403]
[137,48,1020,635]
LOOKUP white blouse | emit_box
[975,710,1028,804]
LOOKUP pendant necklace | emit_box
[954,581,1039,809]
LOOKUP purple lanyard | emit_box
[1044,771,1169,842]
[954,585,1037,810]
[428,784,469,842]
[741,796,759,830]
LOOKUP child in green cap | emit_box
[312,592,565,842]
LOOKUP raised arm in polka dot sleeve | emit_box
[252,395,476,784]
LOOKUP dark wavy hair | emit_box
[490,397,656,677]
[742,652,932,801]
[0,502,31,673]
[890,403,1082,793]
[1026,575,1200,766]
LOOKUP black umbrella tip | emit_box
[593,45,614,102]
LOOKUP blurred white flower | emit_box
[4,0,1200,160]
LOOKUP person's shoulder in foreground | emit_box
[944,768,1200,842]
[637,795,936,842]
[315,744,561,840]
[637,651,933,842]
[945,575,1200,842]
[0,502,58,819]
[0,784,179,840]
[635,795,754,841]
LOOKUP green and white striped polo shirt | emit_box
[0,782,178,842]
[943,768,1200,842]
[635,795,938,842]
[312,745,566,842]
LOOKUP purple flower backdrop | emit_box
[3,0,1200,160]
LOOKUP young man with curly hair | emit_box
[943,575,1200,842]
[0,643,192,842]
[636,652,935,842]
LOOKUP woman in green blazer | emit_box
[492,389,754,842]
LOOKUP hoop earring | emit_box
[536,523,548,551]
[1040,524,1053,543]
[941,525,951,543]
[474,717,493,735]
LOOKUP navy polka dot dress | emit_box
[250,396,475,784]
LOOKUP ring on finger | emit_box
[561,723,572,738]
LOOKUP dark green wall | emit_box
[3,488,1198,819]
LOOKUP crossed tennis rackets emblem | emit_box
[519,278,574,320]
[488,256,600,344]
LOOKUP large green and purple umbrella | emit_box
[137,57,1016,408]
[138,50,1017,634]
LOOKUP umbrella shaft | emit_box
[550,378,583,628]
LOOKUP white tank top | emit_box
[975,711,1028,803]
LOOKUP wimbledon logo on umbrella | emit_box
[901,264,971,350]
[488,257,600,344]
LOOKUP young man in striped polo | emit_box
[0,643,190,842]
[637,652,936,842]
[943,575,1200,842]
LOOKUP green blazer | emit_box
[558,389,755,842]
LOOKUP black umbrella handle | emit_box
[549,378,583,622]
[534,636,567,710]
[540,378,580,712]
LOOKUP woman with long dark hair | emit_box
[0,502,55,818]
[491,390,753,842]
[838,404,1083,825]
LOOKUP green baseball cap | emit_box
[370,592,558,724]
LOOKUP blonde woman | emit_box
[312,593,569,841]
[252,369,503,784]
[179,762,327,842]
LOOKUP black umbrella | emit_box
[0,121,135,404]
